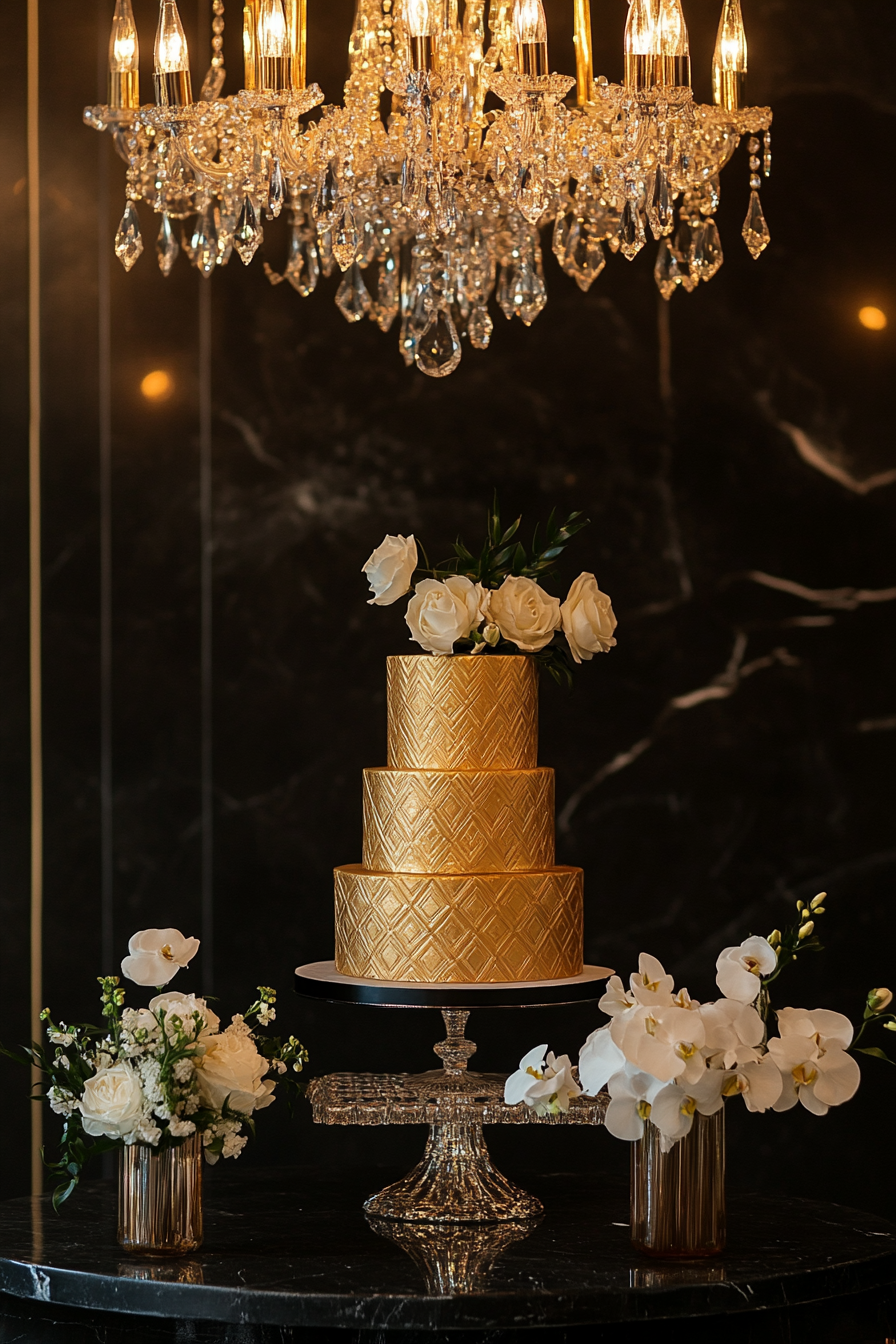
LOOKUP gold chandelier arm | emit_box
[174,131,234,183]
[573,0,594,106]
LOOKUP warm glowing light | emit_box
[513,0,547,46]
[141,369,174,400]
[714,0,746,71]
[858,306,887,331]
[257,0,288,57]
[405,0,435,39]
[154,0,189,74]
[656,0,688,57]
[624,0,658,57]
[109,0,139,72]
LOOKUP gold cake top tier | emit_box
[386,655,538,771]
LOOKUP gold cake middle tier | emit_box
[362,767,555,874]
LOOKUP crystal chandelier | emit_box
[84,0,773,377]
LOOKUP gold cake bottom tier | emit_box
[334,864,583,983]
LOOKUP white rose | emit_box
[149,992,220,1039]
[196,1031,276,1115]
[560,573,617,663]
[405,576,482,655]
[78,1062,145,1141]
[481,576,561,653]
[121,928,200,988]
[362,534,418,606]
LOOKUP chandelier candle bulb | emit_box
[712,0,747,110]
[572,0,594,104]
[513,0,549,78]
[153,0,192,107]
[257,0,291,90]
[107,0,140,109]
[405,0,436,73]
[656,0,690,90]
[624,0,659,90]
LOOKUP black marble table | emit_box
[0,1166,893,1343]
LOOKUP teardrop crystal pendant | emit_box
[648,166,674,240]
[415,308,462,378]
[692,217,723,281]
[114,201,143,272]
[267,158,285,220]
[742,190,770,258]
[654,238,683,300]
[335,262,372,322]
[563,221,605,293]
[374,249,400,332]
[552,200,573,264]
[191,200,219,277]
[156,214,179,276]
[333,208,359,272]
[467,305,493,350]
[618,200,645,261]
[233,195,263,265]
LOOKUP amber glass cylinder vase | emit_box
[117,1133,203,1256]
[630,1109,726,1257]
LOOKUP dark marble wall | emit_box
[1,0,894,1222]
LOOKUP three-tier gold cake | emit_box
[334,655,584,983]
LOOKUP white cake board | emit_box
[295,960,613,1008]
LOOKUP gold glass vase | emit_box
[630,1109,726,1257]
[117,1133,203,1256]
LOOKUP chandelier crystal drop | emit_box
[84,0,773,376]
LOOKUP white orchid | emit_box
[715,936,777,1004]
[604,1066,665,1141]
[629,953,676,1009]
[121,929,200,988]
[699,998,765,1068]
[597,975,636,1018]
[611,1004,708,1085]
[720,1054,783,1112]
[504,1045,582,1116]
[650,1070,726,1149]
[578,1024,626,1096]
[767,1008,861,1115]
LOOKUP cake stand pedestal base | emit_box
[304,998,608,1225]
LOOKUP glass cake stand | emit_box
[296,961,611,1224]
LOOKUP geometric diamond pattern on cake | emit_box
[363,768,555,874]
[387,655,539,771]
[334,864,583,983]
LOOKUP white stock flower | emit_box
[578,1024,627,1096]
[650,1071,725,1148]
[362,534,418,606]
[78,1062,145,1141]
[121,929,200,988]
[504,1045,582,1116]
[560,573,617,663]
[481,576,561,653]
[767,1008,861,1115]
[48,1087,78,1118]
[720,1054,783,1112]
[149,992,220,1039]
[612,1004,707,1085]
[406,576,482,655]
[604,1067,664,1141]
[168,1117,197,1138]
[196,1029,276,1115]
[48,1027,75,1047]
[715,936,777,1004]
[629,954,676,1009]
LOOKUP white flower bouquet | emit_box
[362,497,617,687]
[506,893,894,1145]
[1,929,308,1208]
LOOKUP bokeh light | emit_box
[140,369,174,401]
[858,306,887,331]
